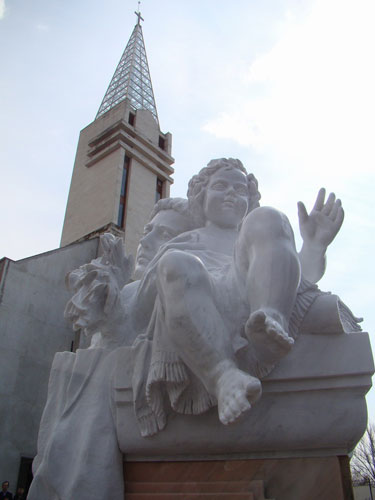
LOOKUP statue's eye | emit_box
[211,182,226,190]
[235,185,248,195]
[158,228,174,240]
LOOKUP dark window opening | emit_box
[118,204,124,227]
[155,177,163,203]
[118,155,131,228]
[17,456,33,496]
[158,135,165,150]
[128,112,135,126]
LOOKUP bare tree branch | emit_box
[351,424,375,485]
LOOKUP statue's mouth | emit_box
[223,201,235,208]
[136,252,151,266]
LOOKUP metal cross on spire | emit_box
[96,6,159,124]
[135,1,144,25]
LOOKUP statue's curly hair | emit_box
[187,158,261,226]
[149,197,194,229]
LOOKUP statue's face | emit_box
[134,209,190,277]
[203,167,248,228]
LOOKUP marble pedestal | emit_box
[29,330,372,500]
[115,332,373,459]
[115,332,373,499]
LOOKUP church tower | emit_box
[60,10,174,258]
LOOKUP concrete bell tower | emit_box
[61,9,174,259]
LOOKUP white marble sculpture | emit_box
[126,158,355,433]
[29,158,366,500]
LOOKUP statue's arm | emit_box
[298,188,344,283]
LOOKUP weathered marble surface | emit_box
[29,348,124,500]
[28,158,371,500]
[114,332,372,459]
[29,331,371,499]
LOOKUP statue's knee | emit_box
[157,250,205,286]
[158,250,188,283]
[242,206,294,243]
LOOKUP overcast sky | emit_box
[1,0,374,421]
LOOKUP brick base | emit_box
[123,456,354,500]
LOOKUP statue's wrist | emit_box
[301,241,326,257]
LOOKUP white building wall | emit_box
[61,127,124,247]
[0,239,99,488]
[124,158,157,259]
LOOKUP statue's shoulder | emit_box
[121,280,140,300]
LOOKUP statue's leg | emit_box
[156,250,261,424]
[235,207,301,363]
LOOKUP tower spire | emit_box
[61,4,174,255]
[96,10,159,124]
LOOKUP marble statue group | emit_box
[28,158,362,500]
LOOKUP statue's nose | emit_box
[140,233,151,249]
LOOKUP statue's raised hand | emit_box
[298,188,344,250]
[297,188,344,283]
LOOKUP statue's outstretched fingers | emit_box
[330,199,341,220]
[322,192,335,214]
[313,187,326,211]
[334,206,345,230]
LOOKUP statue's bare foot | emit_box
[217,368,261,425]
[245,309,294,358]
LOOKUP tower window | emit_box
[118,154,131,228]
[128,112,135,126]
[155,178,163,202]
[158,135,165,150]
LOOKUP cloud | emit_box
[202,0,375,180]
[0,0,6,19]
[36,23,50,32]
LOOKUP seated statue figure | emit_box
[28,198,195,500]
[132,157,355,433]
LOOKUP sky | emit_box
[1,0,375,422]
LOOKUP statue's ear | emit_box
[247,173,261,212]
[247,173,259,189]
[188,190,206,227]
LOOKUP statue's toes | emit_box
[219,404,233,425]
[251,310,267,328]
[219,396,246,425]
[245,379,262,403]
[267,323,294,348]
[245,310,266,339]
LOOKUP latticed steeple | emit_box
[96,11,159,124]
[61,6,174,255]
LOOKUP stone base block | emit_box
[124,456,353,500]
[115,333,373,459]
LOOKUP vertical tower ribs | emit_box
[96,13,159,125]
